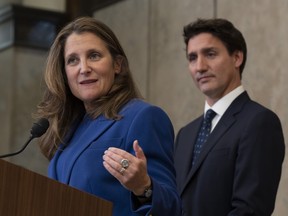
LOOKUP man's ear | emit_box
[234,50,244,68]
[114,56,123,74]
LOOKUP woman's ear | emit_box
[114,56,123,74]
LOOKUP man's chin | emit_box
[200,86,214,96]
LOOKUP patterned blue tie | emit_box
[192,109,216,166]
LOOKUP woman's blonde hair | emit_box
[35,17,141,160]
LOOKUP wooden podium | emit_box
[0,159,113,216]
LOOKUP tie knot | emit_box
[205,109,216,122]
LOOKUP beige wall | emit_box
[0,47,49,174]
[0,0,287,215]
[94,0,150,98]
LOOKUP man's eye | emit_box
[207,52,216,58]
[188,55,197,62]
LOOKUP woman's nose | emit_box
[80,60,92,74]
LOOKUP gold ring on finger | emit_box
[120,158,129,169]
[119,167,126,175]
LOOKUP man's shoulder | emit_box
[223,94,281,128]
[179,115,203,133]
[241,96,278,116]
[229,92,277,115]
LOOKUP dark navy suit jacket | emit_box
[49,99,182,216]
[175,92,285,216]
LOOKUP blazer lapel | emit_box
[180,92,250,195]
[52,115,116,184]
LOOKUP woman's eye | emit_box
[90,52,101,60]
[67,57,78,65]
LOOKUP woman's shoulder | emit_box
[120,99,168,117]
[119,99,174,132]
[123,99,162,112]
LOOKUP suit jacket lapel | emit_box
[176,117,203,191]
[180,92,250,195]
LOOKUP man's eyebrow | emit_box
[187,47,217,56]
[201,47,217,53]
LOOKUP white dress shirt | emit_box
[204,86,245,132]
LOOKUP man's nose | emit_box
[196,56,208,73]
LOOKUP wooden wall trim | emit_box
[66,0,124,18]
[0,4,68,51]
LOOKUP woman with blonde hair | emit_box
[35,16,181,216]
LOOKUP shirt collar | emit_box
[204,85,245,116]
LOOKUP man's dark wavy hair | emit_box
[183,18,247,76]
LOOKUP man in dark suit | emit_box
[174,18,285,216]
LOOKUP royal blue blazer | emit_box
[48,99,182,216]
